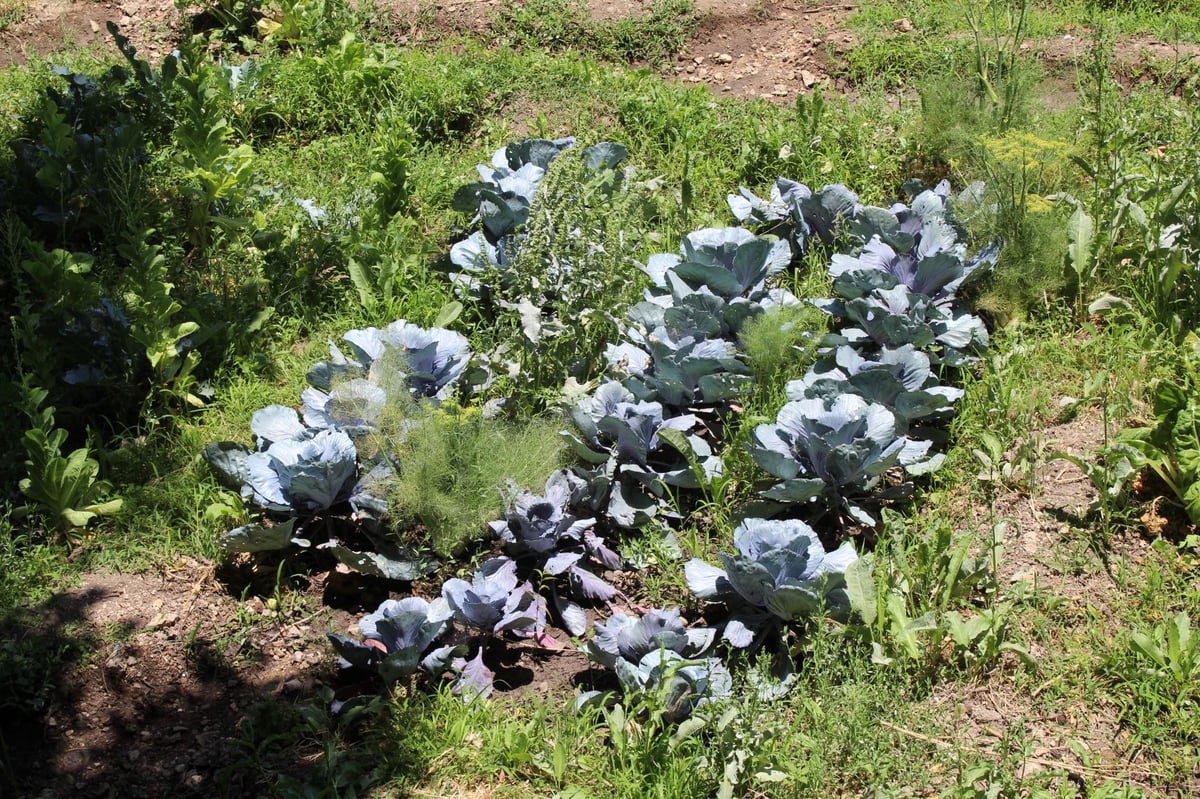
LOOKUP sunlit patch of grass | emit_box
[0,0,27,33]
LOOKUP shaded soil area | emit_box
[1,558,354,797]
[0,554,612,798]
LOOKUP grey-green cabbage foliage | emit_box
[748,394,939,525]
[685,517,857,647]
[577,608,729,723]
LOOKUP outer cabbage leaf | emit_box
[685,517,858,646]
[243,429,358,513]
[442,556,546,635]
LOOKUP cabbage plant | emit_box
[305,319,474,407]
[442,556,546,636]
[577,608,729,723]
[301,378,388,435]
[327,596,464,683]
[748,394,938,525]
[685,517,857,648]
[829,232,998,310]
[489,470,623,636]
[453,137,576,240]
[621,335,753,410]
[441,556,548,699]
[205,405,360,516]
[728,181,861,256]
[564,390,722,528]
[243,428,358,513]
[448,137,576,295]
[815,285,989,367]
[790,344,963,433]
[632,227,798,350]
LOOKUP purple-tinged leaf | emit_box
[453,649,494,702]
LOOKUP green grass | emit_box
[849,0,1200,41]
[489,0,702,67]
[0,0,26,33]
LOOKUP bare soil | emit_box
[2,557,356,797]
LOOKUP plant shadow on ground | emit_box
[0,561,433,798]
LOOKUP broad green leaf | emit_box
[81,498,123,516]
[1172,404,1200,482]
[1183,480,1200,527]
[999,641,1038,670]
[844,557,876,626]
[347,259,376,307]
[61,508,99,527]
[221,519,299,553]
[1130,630,1167,670]
[434,301,464,327]
[1066,204,1095,283]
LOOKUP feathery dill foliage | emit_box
[387,403,566,557]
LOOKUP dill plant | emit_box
[385,402,566,557]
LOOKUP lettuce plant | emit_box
[488,470,622,636]
[1121,373,1200,525]
[327,596,463,683]
[685,517,857,648]
[577,608,728,723]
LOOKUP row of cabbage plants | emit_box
[204,137,998,711]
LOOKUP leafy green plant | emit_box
[18,382,122,539]
[391,403,565,556]
[1050,445,1139,543]
[119,228,205,414]
[171,40,258,265]
[1120,349,1200,525]
[1129,611,1200,701]
[256,0,356,48]
[845,513,1027,673]
[0,0,26,32]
